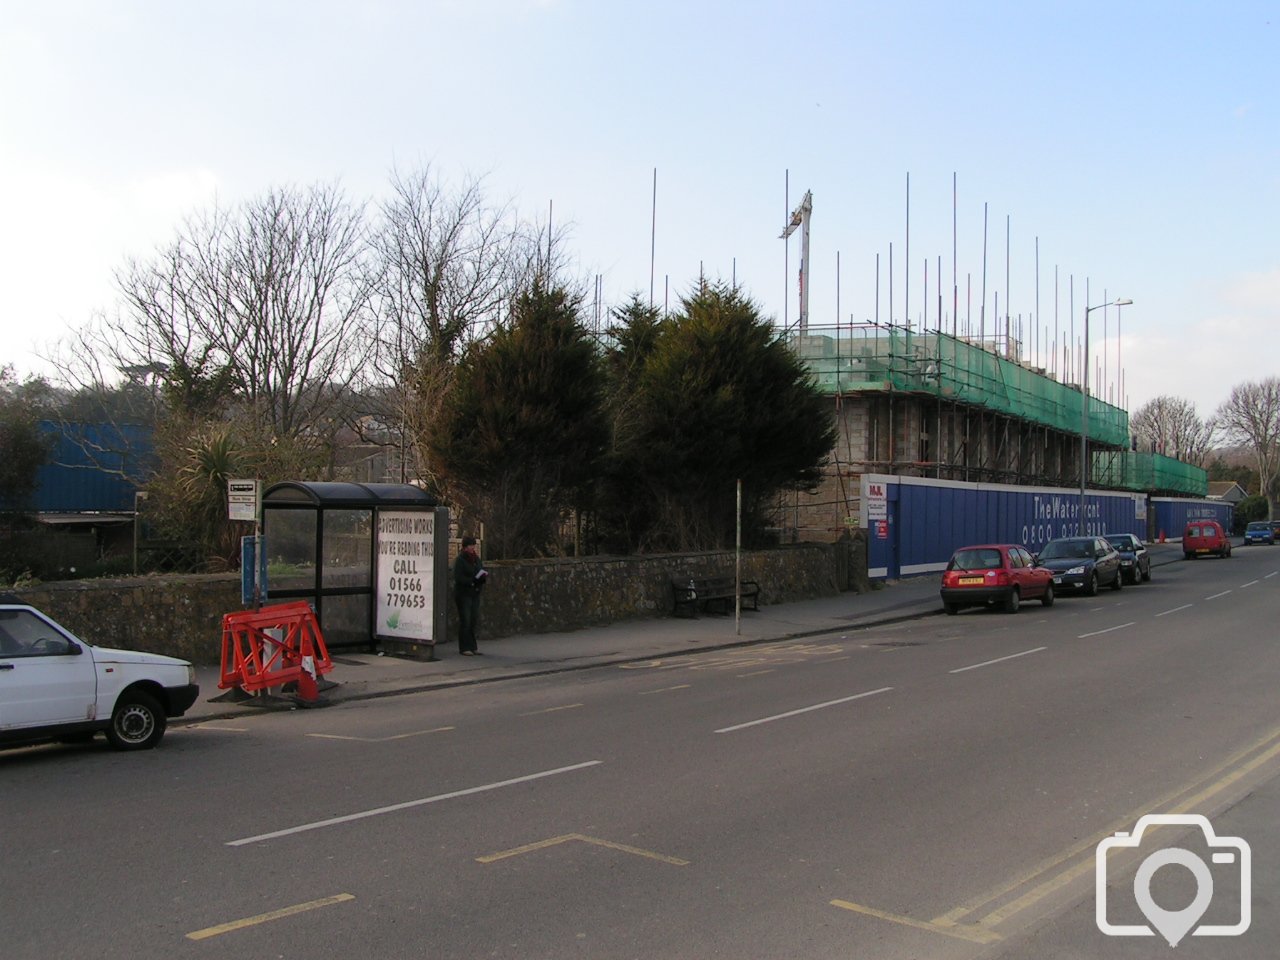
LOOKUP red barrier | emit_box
[219,602,333,700]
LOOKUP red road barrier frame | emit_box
[219,601,334,697]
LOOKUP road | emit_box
[3,548,1279,959]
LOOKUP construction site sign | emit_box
[866,482,888,521]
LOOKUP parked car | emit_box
[0,598,198,751]
[939,543,1055,614]
[1105,533,1151,583]
[1270,519,1280,540]
[1183,520,1232,559]
[1243,521,1275,546]
[1035,536,1124,595]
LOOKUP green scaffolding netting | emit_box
[1093,451,1207,495]
[792,326,1206,497]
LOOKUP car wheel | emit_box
[1040,583,1055,607]
[1141,565,1151,582]
[1111,570,1123,591]
[943,602,959,616]
[1004,588,1021,614]
[106,689,166,751]
[1086,572,1099,596]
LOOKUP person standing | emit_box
[453,536,487,656]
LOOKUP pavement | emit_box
[183,542,1186,724]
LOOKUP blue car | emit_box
[1105,533,1151,584]
[1035,536,1124,596]
[1243,521,1275,545]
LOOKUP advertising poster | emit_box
[374,510,436,641]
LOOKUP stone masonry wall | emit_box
[12,543,858,665]
[12,574,242,665]
[463,543,843,643]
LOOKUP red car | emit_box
[940,543,1056,615]
[1183,520,1232,559]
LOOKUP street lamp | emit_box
[1080,298,1133,534]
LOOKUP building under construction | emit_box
[786,321,1208,542]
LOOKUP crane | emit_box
[779,189,813,335]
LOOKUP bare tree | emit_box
[370,166,519,369]
[1214,378,1280,516]
[1130,395,1216,466]
[208,185,372,439]
[361,166,523,482]
[364,164,577,485]
[84,183,371,444]
[42,184,375,565]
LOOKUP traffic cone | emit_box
[296,655,319,702]
[1159,529,1166,543]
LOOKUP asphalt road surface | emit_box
[4,547,1279,960]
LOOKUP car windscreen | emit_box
[1105,536,1133,550]
[1247,522,1270,531]
[1039,540,1090,560]
[949,548,1002,570]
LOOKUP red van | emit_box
[1183,520,1232,559]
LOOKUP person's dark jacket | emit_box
[453,551,486,594]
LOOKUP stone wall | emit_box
[11,541,862,664]
[466,543,844,641]
[12,574,241,665]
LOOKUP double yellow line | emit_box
[834,722,1280,944]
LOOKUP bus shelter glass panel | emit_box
[323,509,372,589]
[268,510,317,591]
[320,593,372,647]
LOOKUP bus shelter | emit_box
[261,481,448,657]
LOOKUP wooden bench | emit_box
[671,575,761,617]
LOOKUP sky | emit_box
[1,0,1277,417]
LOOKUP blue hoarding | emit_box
[1151,497,1233,540]
[862,474,1149,580]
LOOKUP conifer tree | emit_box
[430,279,606,558]
[604,282,835,551]
[597,295,668,552]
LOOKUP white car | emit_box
[0,598,199,751]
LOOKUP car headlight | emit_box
[1066,566,1086,575]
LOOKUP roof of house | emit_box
[1206,481,1247,501]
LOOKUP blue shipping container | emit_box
[30,422,152,513]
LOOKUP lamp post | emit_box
[1080,298,1133,534]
